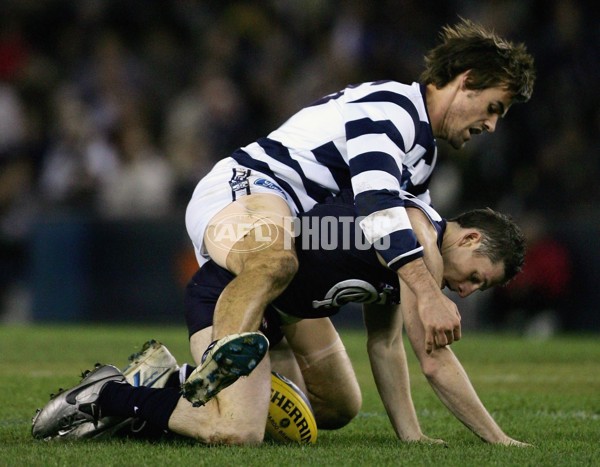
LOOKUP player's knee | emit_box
[247,248,298,288]
[271,249,299,285]
[314,391,362,429]
[321,401,361,429]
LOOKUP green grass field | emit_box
[1,325,598,466]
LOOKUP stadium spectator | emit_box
[487,211,573,337]
[96,119,175,219]
[163,66,252,204]
[0,155,37,322]
[37,85,119,213]
[0,48,38,322]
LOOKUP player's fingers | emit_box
[454,325,462,342]
[425,329,434,354]
[445,330,454,345]
[435,330,449,348]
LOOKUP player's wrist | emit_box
[398,258,440,294]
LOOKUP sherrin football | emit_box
[265,372,318,444]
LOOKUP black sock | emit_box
[165,364,196,388]
[98,382,181,432]
[165,371,180,388]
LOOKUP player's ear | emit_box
[458,230,481,248]
[460,69,473,90]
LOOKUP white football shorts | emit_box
[185,157,297,266]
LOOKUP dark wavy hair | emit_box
[449,208,526,284]
[420,17,535,103]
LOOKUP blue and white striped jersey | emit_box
[230,80,437,271]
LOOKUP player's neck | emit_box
[440,221,461,253]
[425,73,465,137]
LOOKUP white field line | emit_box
[478,374,599,384]
[357,409,600,421]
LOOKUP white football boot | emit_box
[122,339,179,388]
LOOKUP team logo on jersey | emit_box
[254,178,287,199]
[311,279,393,309]
[229,168,251,201]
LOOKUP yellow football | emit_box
[265,372,318,444]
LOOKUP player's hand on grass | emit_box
[402,434,446,445]
[416,435,447,446]
[504,438,534,447]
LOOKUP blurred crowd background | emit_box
[0,0,598,334]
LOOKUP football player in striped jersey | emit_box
[186,18,536,410]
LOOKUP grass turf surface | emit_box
[0,325,598,466]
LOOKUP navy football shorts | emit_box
[184,263,285,346]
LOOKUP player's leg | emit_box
[204,193,298,337]
[31,336,271,445]
[183,193,298,405]
[282,318,362,429]
[32,340,183,440]
[169,327,272,444]
[185,161,299,341]
[269,336,307,393]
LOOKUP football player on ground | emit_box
[32,192,530,446]
[178,17,536,408]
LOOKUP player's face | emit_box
[442,244,505,298]
[444,86,512,150]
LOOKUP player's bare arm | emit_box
[396,256,461,354]
[400,283,530,446]
[374,207,460,354]
[406,207,444,286]
[363,302,443,444]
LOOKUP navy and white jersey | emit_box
[185,193,446,345]
[230,81,437,271]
